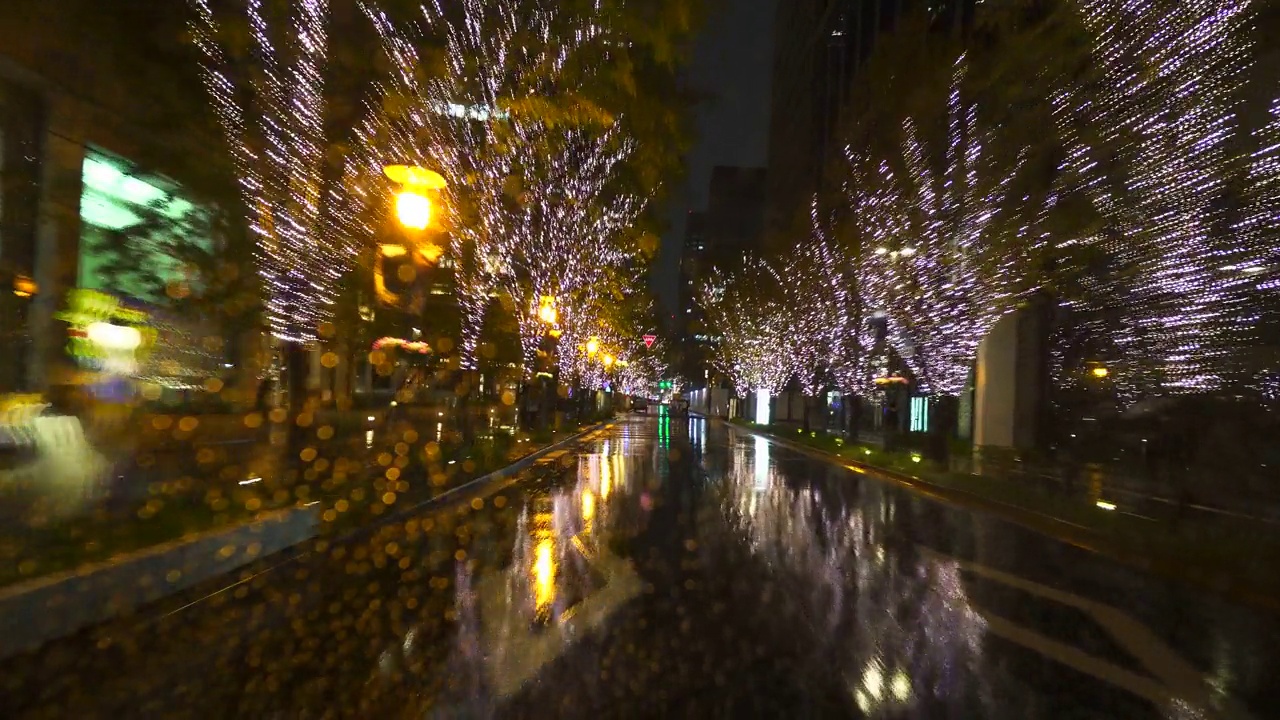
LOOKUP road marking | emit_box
[919,546,1248,719]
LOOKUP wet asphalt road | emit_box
[4,414,1279,719]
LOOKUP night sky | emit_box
[654,0,777,322]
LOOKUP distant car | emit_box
[631,397,648,414]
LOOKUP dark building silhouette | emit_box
[677,211,709,379]
[704,165,768,267]
[765,0,974,244]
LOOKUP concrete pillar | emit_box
[975,312,1018,449]
[974,304,1047,453]
[30,114,84,391]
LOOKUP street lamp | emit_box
[585,336,600,357]
[382,164,448,262]
[601,353,615,368]
[394,190,431,230]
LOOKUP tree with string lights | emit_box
[847,56,1025,400]
[363,0,598,367]
[365,0,682,372]
[700,259,793,422]
[1054,0,1259,398]
[187,0,387,410]
[804,195,875,433]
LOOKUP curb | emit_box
[726,420,1280,614]
[345,417,616,539]
[0,506,319,658]
[188,419,616,588]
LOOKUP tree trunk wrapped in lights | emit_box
[188,0,370,344]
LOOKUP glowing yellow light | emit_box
[395,190,431,230]
[1091,367,1110,378]
[890,670,911,701]
[601,458,611,499]
[537,296,557,325]
[582,488,595,522]
[585,337,600,356]
[87,321,142,350]
[1096,500,1116,511]
[533,539,555,615]
[12,276,36,298]
[602,354,614,368]
[379,243,407,257]
[417,242,444,264]
[910,453,922,463]
[383,164,447,189]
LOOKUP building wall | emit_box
[0,1,229,392]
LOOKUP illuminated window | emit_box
[910,396,930,433]
[77,150,210,302]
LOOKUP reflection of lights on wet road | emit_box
[533,539,555,617]
[581,488,595,522]
[693,418,707,452]
[754,435,770,492]
[601,453,612,499]
[365,430,374,448]
[854,659,911,712]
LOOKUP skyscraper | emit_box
[765,0,973,244]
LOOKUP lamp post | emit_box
[382,165,448,264]
[375,164,450,308]
[372,165,452,429]
[531,295,560,430]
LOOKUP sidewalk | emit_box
[731,419,1280,613]
[0,407,611,593]
[0,415,616,656]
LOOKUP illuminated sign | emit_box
[372,337,431,354]
[55,289,154,372]
[873,375,909,386]
[910,396,930,433]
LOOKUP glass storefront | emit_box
[67,149,224,397]
[76,148,204,302]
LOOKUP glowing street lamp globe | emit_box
[395,190,432,230]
